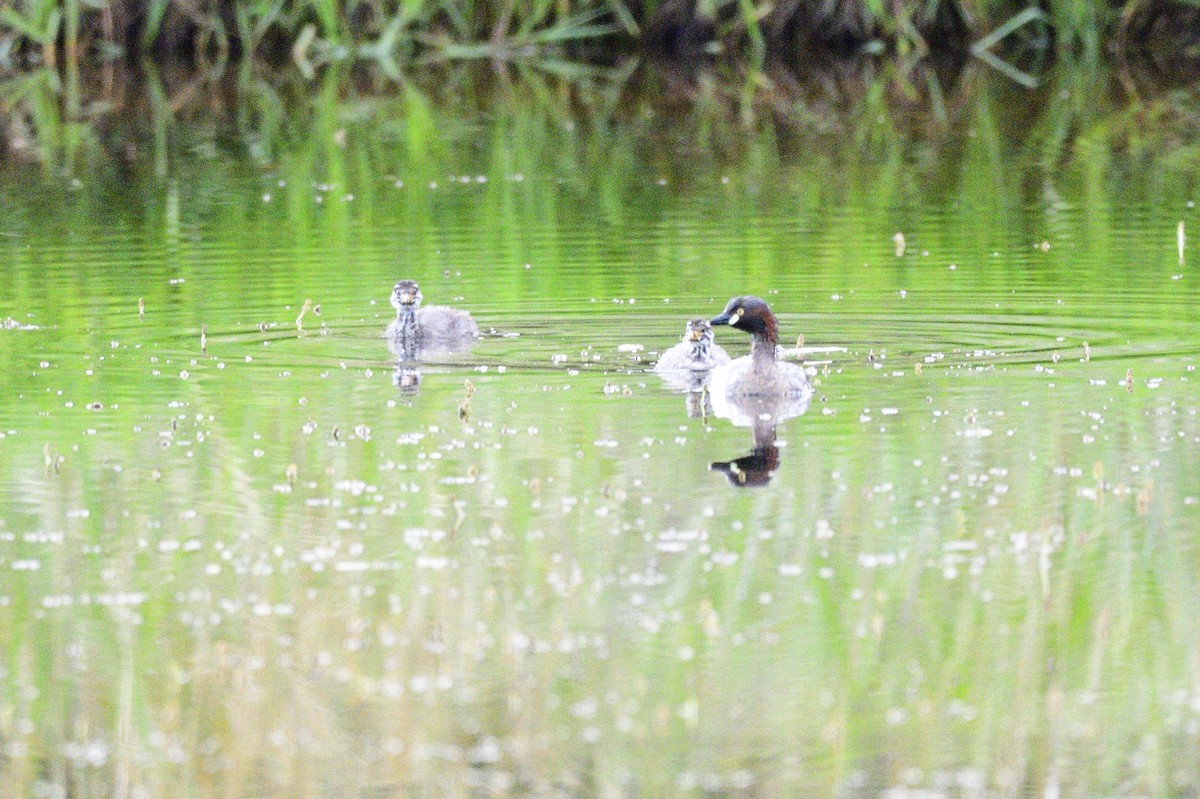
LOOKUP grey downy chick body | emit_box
[385,280,481,358]
[708,296,811,398]
[653,318,730,373]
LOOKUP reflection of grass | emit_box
[7,52,1200,186]
[0,363,1198,795]
[0,58,1197,284]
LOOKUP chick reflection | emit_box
[709,391,812,488]
[386,327,475,394]
[385,331,417,393]
[685,390,712,418]
[392,362,423,392]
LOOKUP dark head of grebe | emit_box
[391,280,424,312]
[710,296,779,347]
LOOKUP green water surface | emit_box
[1,62,1199,798]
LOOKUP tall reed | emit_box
[0,0,1196,72]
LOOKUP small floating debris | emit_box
[603,382,633,396]
[296,299,312,330]
[43,443,61,476]
[1137,480,1154,514]
[459,380,475,422]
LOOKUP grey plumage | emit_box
[386,279,480,357]
[652,318,730,373]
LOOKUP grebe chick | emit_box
[652,318,730,373]
[386,280,481,344]
[708,296,811,398]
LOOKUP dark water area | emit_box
[0,57,1199,797]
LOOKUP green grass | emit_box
[0,0,1196,72]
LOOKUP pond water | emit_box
[1,62,1200,798]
